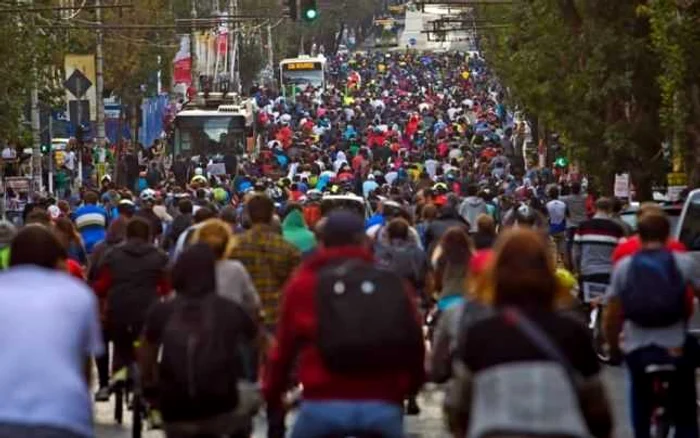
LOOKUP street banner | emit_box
[64,54,97,122]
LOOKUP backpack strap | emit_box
[502,308,581,387]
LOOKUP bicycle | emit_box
[646,363,676,438]
[110,340,158,438]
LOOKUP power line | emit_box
[0,3,133,13]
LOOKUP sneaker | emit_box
[94,387,111,402]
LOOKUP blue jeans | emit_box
[625,343,699,438]
[290,400,404,438]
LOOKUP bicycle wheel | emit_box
[114,383,124,425]
[131,392,142,438]
[651,413,671,438]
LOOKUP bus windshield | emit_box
[173,115,246,157]
[280,60,325,94]
[679,191,700,252]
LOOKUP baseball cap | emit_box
[320,211,365,248]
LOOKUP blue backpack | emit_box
[620,250,686,328]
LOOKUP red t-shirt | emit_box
[611,235,686,265]
[66,259,85,280]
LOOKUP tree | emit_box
[476,0,667,199]
[0,7,63,142]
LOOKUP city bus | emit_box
[279,56,327,97]
[171,92,255,161]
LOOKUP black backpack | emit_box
[620,250,687,328]
[315,260,423,374]
[158,296,240,415]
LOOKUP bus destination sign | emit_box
[282,62,322,71]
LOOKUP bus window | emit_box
[678,191,700,252]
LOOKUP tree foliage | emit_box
[476,0,675,198]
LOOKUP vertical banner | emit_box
[64,54,97,122]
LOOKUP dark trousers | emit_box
[96,328,111,388]
[625,343,699,438]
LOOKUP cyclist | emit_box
[604,210,700,438]
[135,189,164,244]
[263,211,424,438]
[0,226,103,438]
[572,197,625,302]
[92,217,169,386]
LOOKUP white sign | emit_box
[583,282,609,304]
[206,163,227,176]
[614,173,630,198]
[667,186,687,202]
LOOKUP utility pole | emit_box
[267,21,274,71]
[190,0,198,90]
[30,0,42,192]
[229,0,240,93]
[95,0,106,150]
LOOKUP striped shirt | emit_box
[573,215,625,276]
[229,225,301,327]
[73,204,108,254]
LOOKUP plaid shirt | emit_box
[230,225,301,327]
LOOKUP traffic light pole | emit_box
[96,0,106,151]
[30,0,42,192]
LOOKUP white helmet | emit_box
[140,188,157,202]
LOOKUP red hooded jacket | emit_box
[262,246,425,408]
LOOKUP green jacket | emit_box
[282,209,317,254]
[0,246,10,270]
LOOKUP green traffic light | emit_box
[304,8,318,20]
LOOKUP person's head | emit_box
[54,217,80,247]
[194,219,232,259]
[476,214,496,237]
[247,194,275,225]
[421,203,438,222]
[319,211,366,248]
[194,207,216,224]
[178,198,194,215]
[437,227,473,267]
[25,209,52,227]
[126,217,152,242]
[84,191,99,205]
[595,197,613,215]
[571,181,582,195]
[57,200,71,215]
[637,211,670,245]
[491,228,557,310]
[547,185,560,200]
[466,184,479,197]
[637,202,664,220]
[0,220,17,248]
[117,199,136,217]
[172,243,217,298]
[10,225,67,270]
[386,217,410,241]
[219,206,238,227]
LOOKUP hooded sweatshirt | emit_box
[282,209,317,254]
[458,196,488,233]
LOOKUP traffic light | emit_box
[300,0,318,22]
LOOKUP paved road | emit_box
[94,367,632,438]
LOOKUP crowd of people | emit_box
[0,47,698,438]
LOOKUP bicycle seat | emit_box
[644,364,676,375]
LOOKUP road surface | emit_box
[94,367,633,438]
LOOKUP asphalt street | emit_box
[94,366,633,438]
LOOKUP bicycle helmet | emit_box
[191,175,208,185]
[140,188,157,202]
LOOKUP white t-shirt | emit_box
[546,199,567,231]
[64,151,76,171]
[1,147,16,160]
[0,267,103,437]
